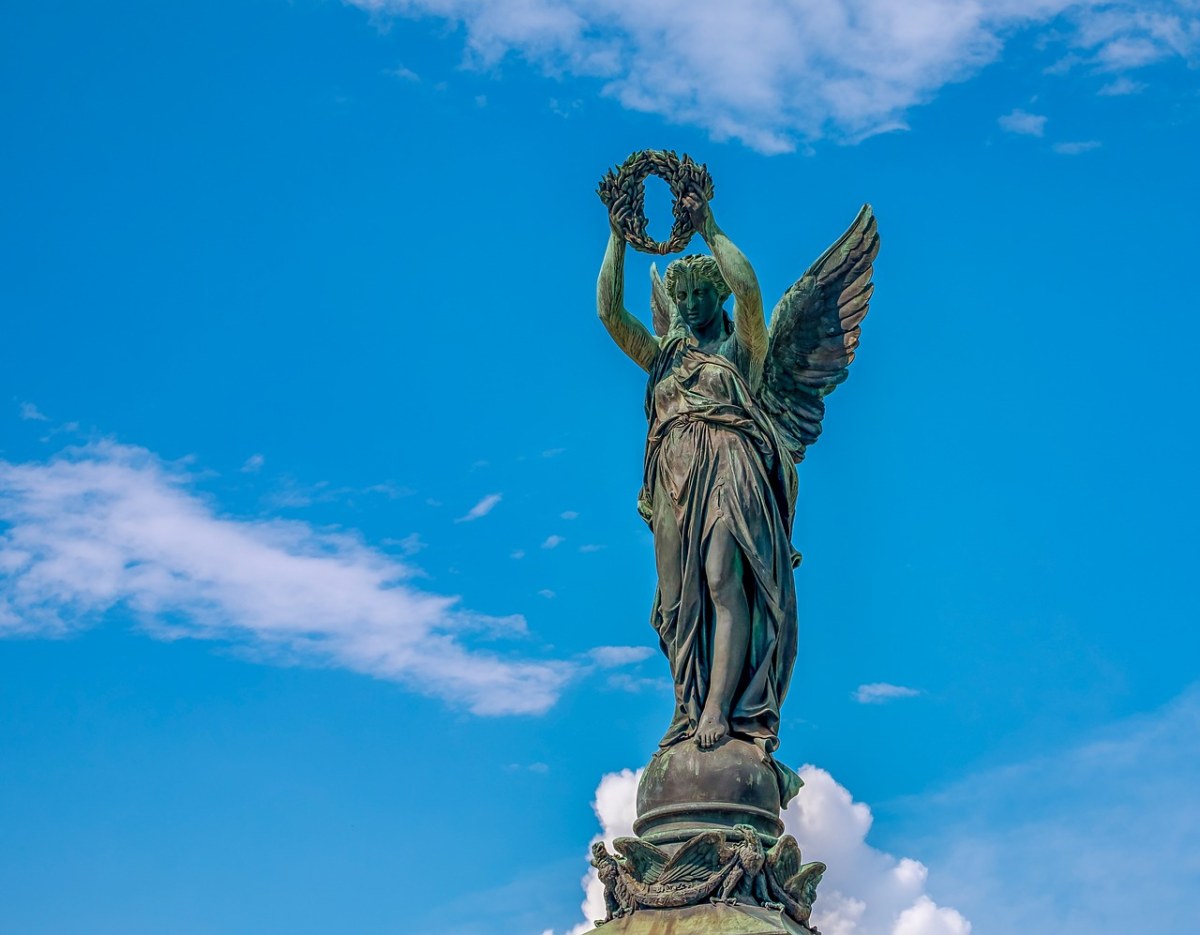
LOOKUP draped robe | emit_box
[639,332,800,753]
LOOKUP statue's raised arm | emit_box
[596,219,660,372]
[584,149,879,934]
[683,191,767,386]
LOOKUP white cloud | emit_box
[559,764,968,935]
[511,549,526,559]
[911,685,1200,935]
[1052,139,1102,154]
[542,535,564,549]
[457,492,502,522]
[241,453,265,473]
[998,108,1047,136]
[538,588,556,599]
[348,0,1199,151]
[606,672,670,693]
[388,532,426,555]
[18,402,48,422]
[588,644,654,667]
[0,442,570,716]
[386,63,421,81]
[781,767,969,935]
[854,682,922,704]
[579,543,605,553]
[555,688,1200,935]
[560,511,579,520]
[1097,75,1146,95]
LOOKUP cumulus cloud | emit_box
[854,682,922,704]
[348,0,1200,151]
[783,767,969,935]
[998,108,1048,136]
[0,442,571,715]
[559,764,968,935]
[457,492,502,522]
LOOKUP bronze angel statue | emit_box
[596,169,878,761]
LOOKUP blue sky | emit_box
[1,2,1198,933]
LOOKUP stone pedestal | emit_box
[578,903,815,935]
[635,738,785,847]
[583,739,822,934]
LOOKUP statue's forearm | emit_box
[597,231,657,370]
[597,231,626,325]
[702,214,767,363]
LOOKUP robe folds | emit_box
[639,333,800,754]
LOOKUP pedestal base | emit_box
[635,738,785,846]
[579,903,815,935]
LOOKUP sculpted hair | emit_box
[664,254,732,305]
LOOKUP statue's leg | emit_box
[652,493,693,744]
[653,498,683,621]
[696,523,749,749]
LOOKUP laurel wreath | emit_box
[596,150,715,256]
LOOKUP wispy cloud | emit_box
[1053,139,1102,154]
[588,645,654,668]
[998,108,1047,137]
[241,453,265,473]
[854,682,923,704]
[385,532,425,556]
[1097,75,1146,95]
[457,492,502,522]
[348,0,1199,151]
[911,685,1200,933]
[0,442,569,716]
[541,535,564,549]
[18,402,47,422]
[560,511,579,520]
[386,63,420,81]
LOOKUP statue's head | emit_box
[665,254,731,333]
[591,841,608,861]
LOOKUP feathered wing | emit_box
[650,263,672,337]
[613,836,670,884]
[759,205,879,463]
[765,834,802,883]
[656,830,725,886]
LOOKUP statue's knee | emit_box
[706,560,741,602]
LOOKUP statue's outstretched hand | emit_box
[681,190,711,234]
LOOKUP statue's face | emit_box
[674,271,721,331]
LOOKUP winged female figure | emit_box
[597,183,878,761]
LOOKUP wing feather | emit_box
[656,831,725,885]
[760,204,879,462]
[614,836,670,884]
[650,264,672,337]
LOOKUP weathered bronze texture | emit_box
[587,826,824,931]
[590,149,878,934]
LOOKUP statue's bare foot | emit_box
[696,710,729,749]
